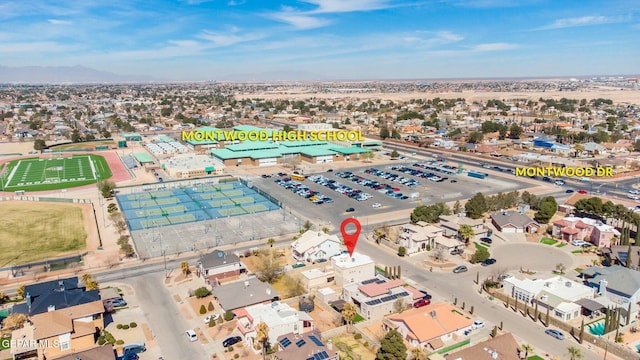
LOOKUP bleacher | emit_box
[122,155,138,169]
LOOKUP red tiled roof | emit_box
[359,279,405,297]
[575,221,591,229]
[553,220,570,227]
[561,228,580,235]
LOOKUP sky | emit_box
[0,0,639,80]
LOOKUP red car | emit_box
[578,189,588,194]
[413,299,431,308]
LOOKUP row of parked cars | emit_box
[414,161,458,176]
[364,167,421,187]
[275,178,333,205]
[336,170,409,200]
[308,174,373,202]
[390,165,453,183]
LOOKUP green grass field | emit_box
[0,154,112,191]
[0,202,87,266]
[540,237,558,245]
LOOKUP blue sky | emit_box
[0,0,638,80]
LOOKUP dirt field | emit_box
[0,201,90,266]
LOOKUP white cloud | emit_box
[197,30,264,47]
[302,0,395,14]
[268,11,332,29]
[47,19,73,25]
[538,15,628,30]
[227,0,246,5]
[471,42,519,51]
[402,31,464,47]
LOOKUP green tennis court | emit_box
[218,207,247,216]
[140,217,171,228]
[199,192,226,199]
[168,214,196,224]
[135,205,187,217]
[242,204,269,212]
[233,196,257,204]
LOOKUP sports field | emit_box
[0,154,112,191]
[0,202,87,267]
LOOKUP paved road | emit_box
[124,273,209,360]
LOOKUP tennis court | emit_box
[0,154,112,191]
[117,181,280,230]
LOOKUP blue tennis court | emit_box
[117,181,280,230]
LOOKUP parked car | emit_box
[372,203,382,208]
[223,336,242,347]
[123,343,146,355]
[204,314,220,323]
[345,207,355,212]
[121,353,139,360]
[565,189,574,193]
[472,320,485,329]
[480,237,493,244]
[413,298,431,308]
[110,298,127,307]
[453,265,468,273]
[578,189,588,194]
[419,290,432,300]
[482,258,497,266]
[450,248,464,255]
[545,329,565,340]
[571,240,586,246]
[186,330,198,342]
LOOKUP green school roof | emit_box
[133,152,155,163]
[330,146,371,154]
[211,149,246,160]
[122,132,141,138]
[156,135,175,143]
[225,141,279,151]
[250,151,282,159]
[299,147,337,157]
[279,140,328,147]
[233,125,276,135]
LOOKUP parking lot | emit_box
[252,162,534,229]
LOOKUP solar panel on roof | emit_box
[362,278,378,285]
[296,339,307,347]
[375,279,386,284]
[280,338,292,348]
[307,357,315,360]
[309,335,324,346]
[320,351,329,359]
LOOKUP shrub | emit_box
[122,325,130,330]
[194,287,212,298]
[228,346,234,352]
[224,310,235,321]
[116,340,124,345]
[208,301,214,311]
[354,333,362,340]
[209,318,216,327]
[129,322,137,328]
[217,316,224,325]
[234,354,239,359]
[199,304,207,314]
[116,324,123,329]
[364,341,369,347]
[397,246,406,257]
[97,337,106,345]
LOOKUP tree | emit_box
[393,298,406,313]
[71,129,81,143]
[255,250,282,283]
[468,131,484,144]
[97,180,116,198]
[380,126,390,139]
[410,347,425,360]
[397,246,406,257]
[194,287,212,298]
[82,273,99,290]
[266,238,275,247]
[391,128,401,139]
[199,304,207,314]
[342,302,358,333]
[521,343,533,358]
[17,284,25,299]
[566,346,583,360]
[302,220,313,231]
[1,313,27,330]
[181,262,190,275]
[458,224,475,245]
[256,322,270,360]
[33,139,46,151]
[283,274,305,298]
[465,192,488,219]
[534,196,557,224]
[555,263,566,275]
[453,200,462,214]
[410,203,450,223]
[390,150,400,158]
[509,123,523,139]
[471,247,490,263]
[376,329,407,360]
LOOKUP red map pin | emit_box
[340,218,362,257]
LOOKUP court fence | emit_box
[0,195,91,204]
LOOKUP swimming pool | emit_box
[588,321,605,336]
[636,343,640,352]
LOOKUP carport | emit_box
[575,298,605,318]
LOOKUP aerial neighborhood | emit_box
[0,76,639,360]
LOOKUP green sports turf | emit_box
[168,214,196,224]
[135,205,186,217]
[209,199,235,207]
[222,189,244,197]
[242,204,269,212]
[233,196,256,204]
[218,207,247,216]
[1,154,112,191]
[140,217,171,228]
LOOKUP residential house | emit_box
[383,302,474,350]
[300,268,334,290]
[503,276,595,321]
[212,277,280,311]
[342,276,423,320]
[291,231,342,263]
[399,223,449,253]
[11,300,105,360]
[53,345,116,360]
[197,250,247,285]
[12,277,101,317]
[601,246,640,270]
[583,142,605,155]
[551,216,620,247]
[236,301,314,347]
[582,265,640,321]
[274,331,339,360]
[444,332,520,360]
[438,215,486,238]
[331,252,374,286]
[490,210,540,234]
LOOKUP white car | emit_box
[372,203,382,208]
[186,330,198,342]
[472,320,485,329]
[627,194,640,200]
[629,189,640,195]
[204,314,220,323]
[571,240,586,246]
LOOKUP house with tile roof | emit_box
[291,230,342,263]
[52,345,116,360]
[551,216,620,247]
[581,265,640,321]
[10,299,105,360]
[399,223,462,254]
[382,302,474,350]
[444,332,520,360]
[490,210,540,234]
[342,276,422,320]
[438,215,486,238]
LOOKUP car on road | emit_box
[578,189,588,194]
[345,207,355,213]
[472,320,485,329]
[186,330,198,342]
[545,329,565,340]
[482,258,497,266]
[223,336,242,347]
[413,298,431,308]
[627,194,640,200]
[204,314,220,323]
[327,169,333,172]
[554,180,565,185]
[453,265,468,273]
[372,203,382,208]
[565,189,574,193]
[629,189,640,195]
[450,179,457,183]
[480,237,493,244]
